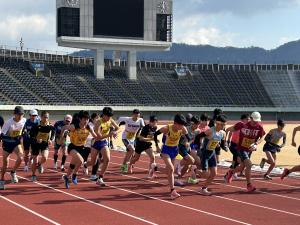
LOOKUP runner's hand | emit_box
[249,143,257,151]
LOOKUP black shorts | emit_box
[135,143,151,154]
[263,143,279,154]
[200,149,217,171]
[68,143,87,159]
[31,143,49,156]
[23,137,31,151]
[2,138,21,154]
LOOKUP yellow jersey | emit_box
[163,125,182,147]
[70,128,90,147]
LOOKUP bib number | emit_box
[207,140,219,151]
[36,132,49,142]
[241,138,255,148]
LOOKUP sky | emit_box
[1,0,300,53]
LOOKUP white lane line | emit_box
[109,162,300,218]
[15,174,158,225]
[0,195,61,225]
[45,169,252,225]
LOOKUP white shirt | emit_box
[117,117,145,141]
[1,117,26,137]
[85,122,95,148]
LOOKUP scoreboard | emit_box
[56,0,173,79]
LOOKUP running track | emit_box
[0,148,299,225]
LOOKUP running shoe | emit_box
[174,180,185,187]
[38,164,44,174]
[281,168,290,180]
[62,175,70,189]
[0,180,5,190]
[54,162,58,170]
[10,171,18,183]
[89,174,98,181]
[187,177,199,184]
[72,174,78,185]
[199,187,212,196]
[24,165,29,172]
[247,183,256,192]
[31,175,37,182]
[61,165,65,172]
[170,189,181,200]
[225,170,234,183]
[233,173,239,180]
[264,174,272,180]
[260,158,266,169]
[96,178,106,187]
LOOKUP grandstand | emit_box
[0,48,300,113]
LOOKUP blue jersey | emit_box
[202,127,224,151]
[54,120,65,138]
[23,119,38,139]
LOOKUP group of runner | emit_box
[0,106,299,200]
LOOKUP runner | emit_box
[30,111,55,181]
[226,114,250,179]
[88,107,119,187]
[150,114,189,199]
[0,106,26,190]
[128,115,158,177]
[208,108,224,164]
[118,109,145,173]
[224,112,265,192]
[22,109,39,172]
[61,111,99,189]
[260,119,286,180]
[53,115,72,171]
[196,115,229,195]
[281,124,300,180]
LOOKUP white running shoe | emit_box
[38,164,44,174]
[24,165,29,172]
[89,174,98,181]
[10,172,19,183]
[233,173,239,180]
[199,188,212,196]
[170,189,181,200]
[148,163,157,178]
[96,178,106,187]
[54,162,58,170]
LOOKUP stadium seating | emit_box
[0,57,299,108]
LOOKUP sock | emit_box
[54,154,58,163]
[61,155,67,166]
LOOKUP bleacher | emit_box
[0,56,299,108]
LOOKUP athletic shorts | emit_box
[190,143,199,151]
[31,143,49,156]
[23,137,31,151]
[67,143,86,158]
[135,143,151,154]
[54,143,67,151]
[263,143,279,154]
[161,145,179,160]
[215,146,221,156]
[178,145,190,158]
[92,140,108,151]
[201,149,217,171]
[122,139,135,151]
[237,150,252,162]
[2,138,21,154]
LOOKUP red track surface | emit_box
[0,148,299,225]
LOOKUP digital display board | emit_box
[93,0,144,38]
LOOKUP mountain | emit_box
[71,40,300,64]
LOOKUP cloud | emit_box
[175,0,300,18]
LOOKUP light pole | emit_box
[19,37,24,58]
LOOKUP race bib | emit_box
[126,132,136,140]
[36,132,49,142]
[241,138,255,148]
[10,130,22,137]
[75,136,87,146]
[272,138,280,145]
[207,140,219,151]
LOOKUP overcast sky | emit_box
[1,0,300,52]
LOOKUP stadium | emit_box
[0,0,300,225]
